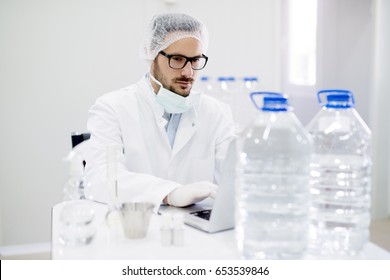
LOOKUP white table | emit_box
[51,200,390,260]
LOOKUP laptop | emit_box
[183,141,237,233]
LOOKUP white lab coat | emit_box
[84,74,235,212]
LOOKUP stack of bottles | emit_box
[234,89,372,260]
[196,75,260,133]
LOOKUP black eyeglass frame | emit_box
[158,51,208,70]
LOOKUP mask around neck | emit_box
[150,74,199,114]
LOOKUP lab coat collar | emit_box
[172,106,199,156]
[139,73,200,155]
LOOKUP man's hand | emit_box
[166,181,219,207]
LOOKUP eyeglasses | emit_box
[159,51,208,70]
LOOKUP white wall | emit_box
[0,198,2,245]
[0,0,147,246]
[0,0,281,246]
[317,0,373,124]
[286,0,374,126]
[370,0,390,218]
[177,0,282,89]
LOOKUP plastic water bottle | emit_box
[216,76,230,104]
[197,76,213,96]
[306,89,372,258]
[243,77,259,91]
[59,151,96,247]
[63,151,87,200]
[232,77,260,132]
[219,76,256,133]
[235,92,312,259]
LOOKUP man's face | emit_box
[151,37,203,97]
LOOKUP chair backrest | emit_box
[71,132,90,168]
[71,132,91,148]
[70,132,91,200]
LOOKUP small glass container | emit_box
[172,212,184,247]
[160,213,172,246]
[59,200,96,247]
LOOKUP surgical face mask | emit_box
[150,74,200,114]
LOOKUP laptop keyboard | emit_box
[189,209,212,220]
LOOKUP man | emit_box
[84,13,235,212]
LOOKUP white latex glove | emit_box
[167,181,219,207]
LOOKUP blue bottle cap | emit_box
[250,92,289,112]
[243,77,258,82]
[317,89,355,108]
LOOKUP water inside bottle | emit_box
[236,123,311,259]
[308,153,371,257]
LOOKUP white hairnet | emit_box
[140,13,209,62]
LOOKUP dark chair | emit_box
[71,132,90,167]
[71,132,91,148]
[70,132,91,199]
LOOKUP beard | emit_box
[152,61,194,97]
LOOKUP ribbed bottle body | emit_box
[236,112,311,259]
[307,107,372,258]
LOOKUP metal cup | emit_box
[107,202,154,239]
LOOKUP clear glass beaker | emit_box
[59,200,96,247]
